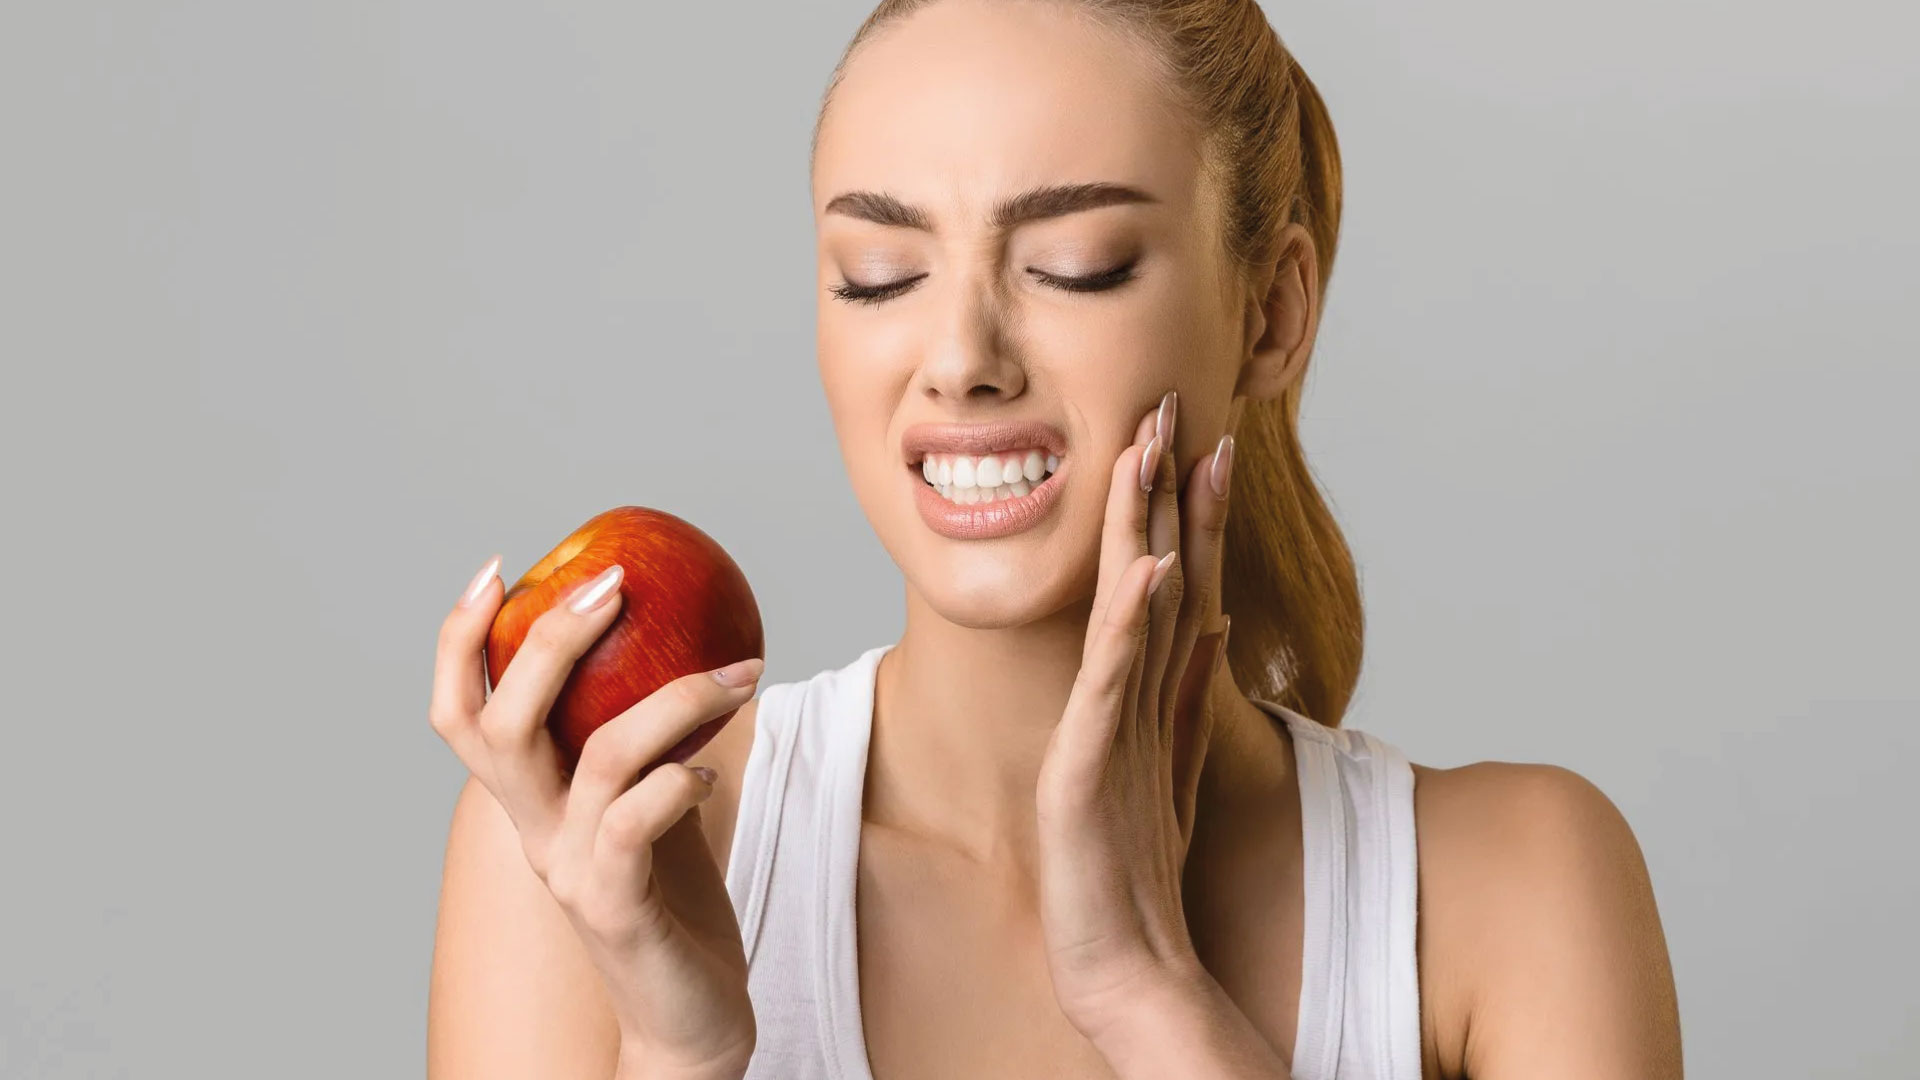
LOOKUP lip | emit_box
[900,420,1069,463]
[900,421,1070,541]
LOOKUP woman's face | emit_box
[812,0,1251,628]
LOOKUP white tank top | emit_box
[724,644,1422,1079]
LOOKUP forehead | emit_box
[814,0,1207,218]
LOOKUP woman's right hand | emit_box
[429,556,759,1079]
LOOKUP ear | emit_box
[1235,222,1319,401]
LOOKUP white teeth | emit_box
[918,449,1061,506]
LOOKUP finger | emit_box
[1171,618,1229,847]
[479,563,626,844]
[1048,552,1162,802]
[1160,433,1234,723]
[1139,393,1184,738]
[428,554,503,787]
[1131,408,1158,447]
[596,763,718,904]
[1086,435,1156,652]
[557,660,763,867]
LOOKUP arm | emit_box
[1083,762,1684,1080]
[1420,761,1684,1079]
[427,700,759,1079]
[427,775,624,1078]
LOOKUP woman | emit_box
[427,1,1683,1077]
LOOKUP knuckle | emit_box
[524,615,574,656]
[664,673,716,713]
[476,703,512,744]
[575,727,630,783]
[600,803,658,852]
[637,764,706,815]
[522,841,556,886]
[427,705,466,740]
[478,702,537,748]
[1159,572,1187,610]
[1185,574,1216,613]
[663,764,706,803]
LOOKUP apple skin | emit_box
[484,506,765,779]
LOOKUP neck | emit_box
[865,583,1292,877]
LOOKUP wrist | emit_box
[1073,956,1217,1054]
[1079,961,1291,1079]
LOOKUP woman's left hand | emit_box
[1035,389,1236,1044]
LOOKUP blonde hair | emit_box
[817,0,1363,725]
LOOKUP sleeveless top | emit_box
[723,645,1422,1079]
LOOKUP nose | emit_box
[916,281,1027,403]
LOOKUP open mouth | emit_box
[912,450,1062,505]
[898,421,1071,539]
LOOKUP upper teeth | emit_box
[920,450,1060,504]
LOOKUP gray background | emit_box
[2,0,1914,1075]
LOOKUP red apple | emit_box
[484,506,764,779]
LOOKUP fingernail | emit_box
[1209,434,1235,498]
[1156,390,1178,449]
[567,564,624,613]
[711,657,765,687]
[691,766,718,785]
[458,555,501,607]
[1139,435,1163,493]
[1148,550,1178,596]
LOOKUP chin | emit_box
[899,533,1095,630]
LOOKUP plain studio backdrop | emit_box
[2,1,1914,1076]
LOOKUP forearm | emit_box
[614,1058,747,1080]
[1085,965,1295,1080]
[613,1040,751,1080]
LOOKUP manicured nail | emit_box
[459,555,501,607]
[1156,390,1178,449]
[711,657,765,687]
[567,564,624,613]
[691,766,718,785]
[1139,435,1163,493]
[1148,550,1178,596]
[1209,434,1235,498]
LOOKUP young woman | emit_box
[426,1,1683,1077]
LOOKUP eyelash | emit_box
[828,261,1138,306]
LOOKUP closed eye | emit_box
[828,273,928,305]
[827,261,1139,305]
[1029,260,1137,293]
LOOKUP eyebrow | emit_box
[823,181,1157,232]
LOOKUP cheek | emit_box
[817,319,905,501]
[1026,276,1226,419]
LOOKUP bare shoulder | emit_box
[429,776,623,1077]
[686,694,759,874]
[1409,760,1683,1079]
